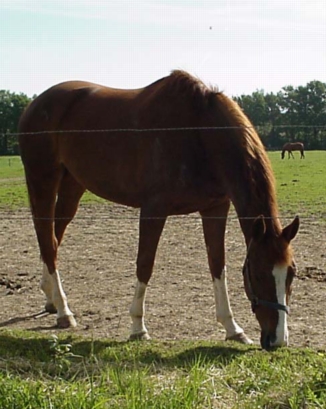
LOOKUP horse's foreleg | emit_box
[129,280,149,340]
[201,203,253,344]
[129,208,166,340]
[290,151,295,159]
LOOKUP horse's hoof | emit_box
[129,332,151,341]
[226,332,253,345]
[45,302,57,314]
[57,315,77,329]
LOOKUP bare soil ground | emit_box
[0,205,325,349]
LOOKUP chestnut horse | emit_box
[18,71,299,349]
[281,142,305,159]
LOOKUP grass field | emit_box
[0,330,326,409]
[1,152,326,408]
[0,152,326,216]
[0,156,107,208]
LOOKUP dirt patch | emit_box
[0,205,325,349]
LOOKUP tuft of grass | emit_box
[0,330,326,408]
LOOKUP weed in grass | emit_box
[49,334,83,377]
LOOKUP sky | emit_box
[1,0,326,98]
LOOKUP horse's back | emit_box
[18,78,209,209]
[282,142,304,151]
[19,81,140,134]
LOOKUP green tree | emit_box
[234,81,326,150]
[0,90,31,155]
[234,90,279,148]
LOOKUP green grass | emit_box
[0,330,326,409]
[0,156,106,209]
[1,152,325,216]
[1,154,326,407]
[270,151,326,218]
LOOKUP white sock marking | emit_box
[130,280,148,336]
[272,265,289,346]
[213,268,244,338]
[41,264,73,318]
[40,264,54,307]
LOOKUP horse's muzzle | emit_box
[260,331,277,350]
[260,331,289,350]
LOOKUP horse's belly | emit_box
[84,182,143,208]
[62,156,144,207]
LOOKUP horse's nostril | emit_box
[260,333,276,350]
[261,332,280,350]
[260,332,268,350]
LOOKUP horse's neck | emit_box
[200,98,281,241]
[218,149,281,242]
[230,189,280,243]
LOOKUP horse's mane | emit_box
[213,92,282,236]
[138,70,218,109]
[167,70,218,103]
[165,72,279,223]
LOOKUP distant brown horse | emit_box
[281,142,305,159]
[18,71,299,349]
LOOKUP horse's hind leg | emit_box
[25,164,81,328]
[54,170,85,246]
[24,165,73,327]
[40,170,85,326]
[200,201,252,344]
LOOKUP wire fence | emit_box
[0,125,325,222]
[2,124,326,138]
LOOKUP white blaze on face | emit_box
[272,264,289,346]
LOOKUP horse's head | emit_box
[243,215,300,350]
[281,151,285,159]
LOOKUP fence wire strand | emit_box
[2,124,326,138]
[1,124,325,222]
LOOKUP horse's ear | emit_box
[252,215,266,242]
[282,216,300,243]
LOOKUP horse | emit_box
[18,70,300,350]
[281,142,305,159]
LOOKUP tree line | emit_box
[234,80,326,150]
[0,80,326,155]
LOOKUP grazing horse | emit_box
[281,142,305,159]
[18,71,299,349]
